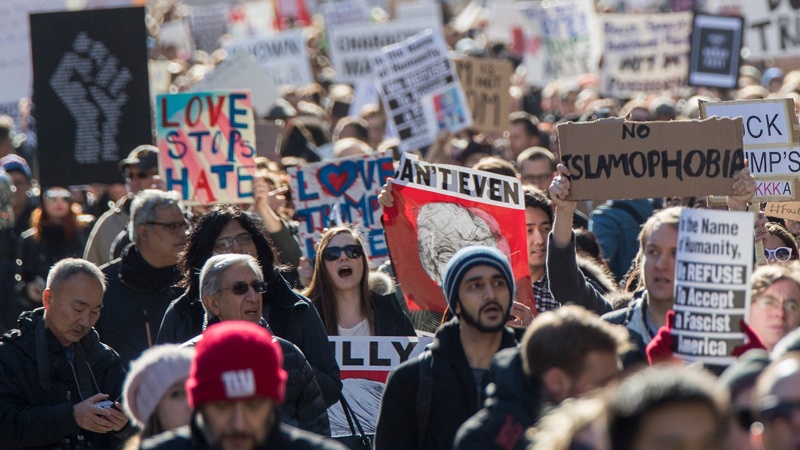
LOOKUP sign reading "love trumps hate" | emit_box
[288,152,395,267]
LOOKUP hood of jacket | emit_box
[118,244,182,293]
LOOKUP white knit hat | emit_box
[122,345,195,427]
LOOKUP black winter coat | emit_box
[453,348,546,450]
[96,245,183,367]
[374,318,518,450]
[313,292,416,336]
[157,275,342,407]
[0,309,128,449]
[139,415,347,450]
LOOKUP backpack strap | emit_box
[416,350,434,450]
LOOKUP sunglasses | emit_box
[322,244,363,261]
[147,221,189,233]
[43,190,71,202]
[758,396,800,423]
[218,280,268,296]
[214,232,254,251]
[764,247,793,262]
[126,170,156,180]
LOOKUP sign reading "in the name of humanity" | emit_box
[672,208,753,367]
[557,117,745,201]
[700,98,800,201]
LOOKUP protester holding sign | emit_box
[304,226,415,337]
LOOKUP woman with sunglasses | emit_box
[14,187,92,315]
[303,226,415,337]
[763,222,799,264]
[156,204,342,408]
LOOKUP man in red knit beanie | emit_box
[140,321,346,450]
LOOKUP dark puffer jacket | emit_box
[157,275,341,407]
[313,291,416,336]
[453,348,546,450]
[0,308,129,449]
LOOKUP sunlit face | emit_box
[155,381,191,432]
[323,232,364,294]
[526,207,551,279]
[200,398,275,450]
[642,224,678,304]
[43,272,104,347]
[456,265,511,333]
[206,263,263,324]
[42,188,72,220]
[140,205,187,267]
[214,220,257,257]
[508,123,538,157]
[520,159,555,193]
[126,167,157,194]
[749,278,800,351]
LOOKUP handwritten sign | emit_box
[557,117,745,201]
[742,0,800,59]
[190,52,279,118]
[156,90,256,205]
[225,29,313,87]
[765,201,800,222]
[454,57,512,134]
[673,208,752,366]
[288,152,394,267]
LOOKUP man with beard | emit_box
[140,321,345,450]
[375,245,518,450]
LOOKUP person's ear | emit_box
[138,224,149,241]
[202,294,220,318]
[542,367,571,404]
[42,288,52,311]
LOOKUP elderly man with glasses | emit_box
[95,189,188,366]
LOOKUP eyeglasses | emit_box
[757,396,800,423]
[755,295,800,313]
[522,174,554,185]
[147,221,189,233]
[764,247,793,262]
[43,190,71,202]
[126,170,156,180]
[214,232,254,251]
[322,244,363,261]
[217,280,268,296]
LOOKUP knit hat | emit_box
[442,245,515,314]
[186,321,287,408]
[122,345,195,428]
[718,349,770,397]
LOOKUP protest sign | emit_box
[374,30,471,152]
[327,335,433,436]
[156,90,256,205]
[673,208,752,366]
[227,0,276,39]
[225,29,313,87]
[287,152,395,267]
[383,153,533,312]
[322,0,369,31]
[765,201,800,221]
[742,1,800,59]
[700,98,800,201]
[484,0,523,45]
[516,0,600,83]
[557,117,745,201]
[688,14,744,89]
[601,12,692,97]
[327,18,440,85]
[30,6,152,187]
[517,2,548,86]
[454,57,512,134]
[190,52,279,118]
[189,3,229,53]
[395,1,443,25]
[254,120,283,161]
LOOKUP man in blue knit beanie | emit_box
[375,245,518,450]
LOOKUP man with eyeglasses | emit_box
[751,352,800,450]
[84,145,161,266]
[183,253,330,435]
[95,190,187,366]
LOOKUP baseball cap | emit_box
[118,145,159,173]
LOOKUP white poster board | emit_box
[225,28,314,87]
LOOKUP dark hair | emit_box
[456,134,494,166]
[302,226,374,335]
[178,205,279,301]
[523,186,553,223]
[765,222,800,260]
[574,228,602,262]
[509,111,540,137]
[334,116,370,143]
[516,146,557,172]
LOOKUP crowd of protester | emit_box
[4,0,800,449]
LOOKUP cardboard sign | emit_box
[383,153,534,312]
[673,208,753,366]
[327,18,440,85]
[326,335,433,436]
[557,118,745,201]
[454,57,513,134]
[742,1,800,59]
[700,98,800,201]
[374,30,471,152]
[190,52,279,118]
[689,14,744,89]
[322,0,369,27]
[30,6,152,186]
[765,201,800,221]
[225,29,313,87]
[156,90,256,205]
[189,3,230,53]
[601,12,692,97]
[287,152,395,267]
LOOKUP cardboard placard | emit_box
[601,12,692,97]
[742,1,800,59]
[190,52,279,118]
[454,57,513,134]
[765,201,800,221]
[327,18,440,85]
[254,120,283,161]
[382,153,534,312]
[30,6,152,186]
[557,117,745,201]
[673,208,753,366]
[156,90,256,205]
[374,30,471,152]
[688,14,744,89]
[225,29,313,87]
[287,152,395,267]
[326,335,433,437]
